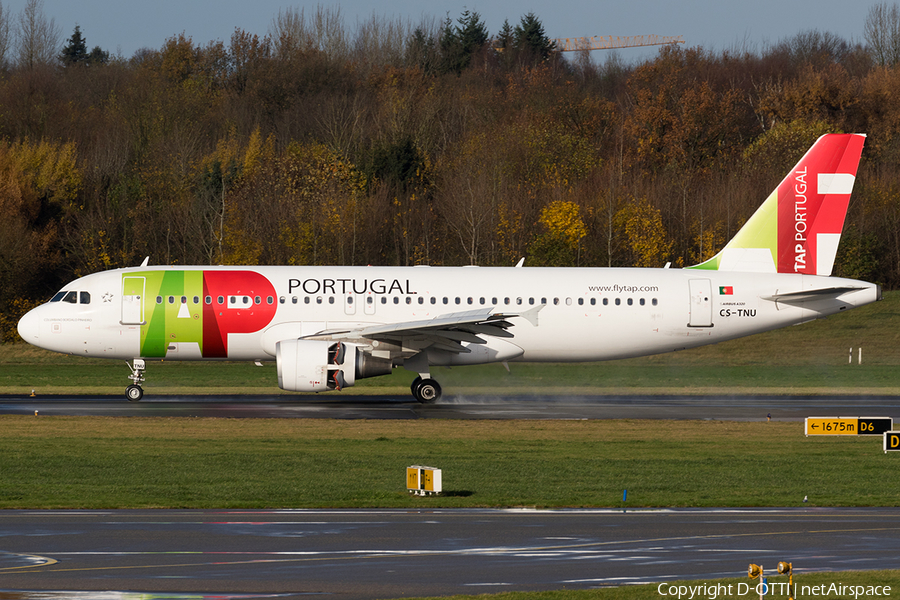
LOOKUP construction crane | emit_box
[552,35,684,52]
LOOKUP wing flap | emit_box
[354,308,527,354]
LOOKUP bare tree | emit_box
[15,0,60,69]
[0,1,11,70]
[269,5,348,61]
[864,2,900,66]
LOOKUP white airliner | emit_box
[17,134,880,402]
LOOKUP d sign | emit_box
[883,432,900,453]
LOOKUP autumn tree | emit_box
[15,0,60,69]
[864,2,900,67]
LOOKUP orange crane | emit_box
[552,35,684,52]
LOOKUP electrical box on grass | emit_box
[407,465,442,496]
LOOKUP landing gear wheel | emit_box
[411,377,441,404]
[125,384,144,402]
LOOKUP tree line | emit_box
[5,2,900,340]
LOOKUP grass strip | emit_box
[2,417,899,509]
[403,571,900,600]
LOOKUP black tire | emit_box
[125,384,144,402]
[414,378,441,404]
[410,376,423,399]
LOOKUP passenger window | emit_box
[492,297,498,305]
[80,292,91,304]
[443,297,449,304]
[181,296,187,304]
[367,297,374,305]
[566,298,572,306]
[640,298,646,306]
[169,296,176,304]
[516,297,523,305]
[578,298,584,306]
[279,296,285,304]
[603,298,608,306]
[292,297,298,304]
[553,298,559,305]
[217,296,224,305]
[393,297,400,304]
[328,297,334,304]
[381,297,387,304]
[528,297,534,305]
[193,296,200,304]
[348,296,354,305]
[267,296,274,305]
[590,298,596,306]
[430,297,436,305]
[652,298,658,306]
[316,297,323,304]
[406,297,412,304]
[627,298,633,306]
[304,297,310,304]
[418,297,425,305]
[254,296,261,304]
[455,297,461,304]
[615,298,621,306]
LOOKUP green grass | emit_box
[406,571,900,600]
[2,417,899,509]
[4,291,900,396]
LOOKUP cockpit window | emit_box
[50,291,66,302]
[80,291,91,304]
[62,291,78,304]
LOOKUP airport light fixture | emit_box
[748,562,794,600]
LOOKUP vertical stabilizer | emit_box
[689,133,866,275]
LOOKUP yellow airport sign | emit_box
[805,417,892,436]
[884,432,900,453]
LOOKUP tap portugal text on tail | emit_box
[17,134,881,402]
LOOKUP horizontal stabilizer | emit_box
[761,286,870,303]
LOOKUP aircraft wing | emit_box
[355,308,517,353]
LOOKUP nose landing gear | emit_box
[126,359,145,402]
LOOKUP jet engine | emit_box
[275,339,392,392]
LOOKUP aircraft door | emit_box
[121,276,146,325]
[688,279,713,327]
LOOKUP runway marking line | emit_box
[0,552,58,571]
[9,526,900,575]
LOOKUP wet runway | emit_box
[2,393,900,420]
[3,508,900,599]
[3,394,900,599]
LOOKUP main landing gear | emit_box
[125,359,145,402]
[410,376,442,404]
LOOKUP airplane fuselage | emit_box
[17,265,881,366]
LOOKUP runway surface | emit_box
[3,393,900,420]
[3,508,900,599]
[3,395,899,599]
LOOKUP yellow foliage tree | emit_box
[614,197,673,267]
[527,200,588,266]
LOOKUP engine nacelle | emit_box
[275,339,392,393]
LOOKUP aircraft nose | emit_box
[17,308,40,344]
